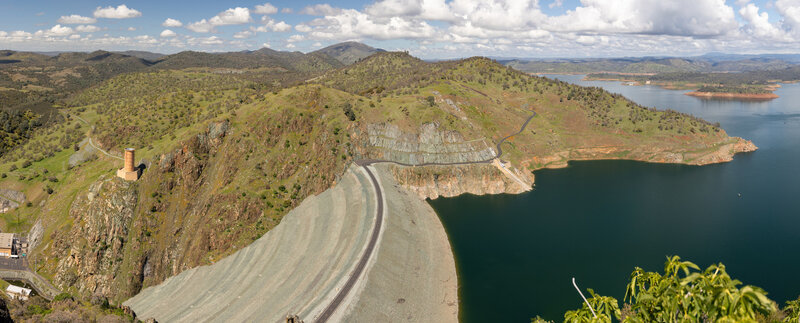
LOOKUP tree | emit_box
[558,256,795,323]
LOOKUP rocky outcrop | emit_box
[0,189,25,213]
[366,122,495,165]
[51,175,138,297]
[688,137,758,165]
[527,137,758,169]
[389,164,532,200]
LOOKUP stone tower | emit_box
[117,148,140,181]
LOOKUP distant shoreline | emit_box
[684,91,779,100]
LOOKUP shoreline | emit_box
[581,75,782,99]
[684,91,778,100]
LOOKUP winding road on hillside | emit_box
[314,109,536,322]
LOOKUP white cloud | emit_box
[281,8,293,13]
[300,4,342,16]
[549,0,564,9]
[295,24,312,33]
[162,18,183,27]
[261,17,292,32]
[69,34,82,40]
[160,29,177,37]
[365,0,453,21]
[286,43,296,48]
[35,25,74,37]
[739,3,790,40]
[254,3,278,15]
[188,36,224,45]
[776,0,800,32]
[93,5,142,19]
[287,34,305,42]
[187,19,214,33]
[301,9,437,40]
[58,15,97,24]
[209,7,252,25]
[128,27,136,31]
[546,0,737,37]
[187,7,252,33]
[234,30,254,38]
[75,25,101,33]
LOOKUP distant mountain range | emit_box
[501,54,800,74]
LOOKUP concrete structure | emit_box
[124,165,458,322]
[6,284,32,301]
[116,148,140,181]
[0,233,14,257]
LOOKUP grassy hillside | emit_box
[0,51,753,306]
[311,41,383,65]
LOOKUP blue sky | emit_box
[1,0,799,58]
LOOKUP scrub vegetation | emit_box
[534,257,800,323]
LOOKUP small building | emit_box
[116,148,140,181]
[0,233,14,257]
[5,285,32,301]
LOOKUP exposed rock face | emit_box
[389,164,532,200]
[527,137,758,169]
[51,175,138,297]
[41,120,270,302]
[27,219,44,251]
[689,137,758,165]
[366,122,495,165]
[0,189,25,213]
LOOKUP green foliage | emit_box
[342,102,356,121]
[559,256,795,323]
[27,304,51,315]
[53,292,73,302]
[0,110,42,156]
[696,85,770,94]
[564,289,620,323]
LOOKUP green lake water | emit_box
[428,75,800,322]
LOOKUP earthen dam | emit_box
[124,164,458,322]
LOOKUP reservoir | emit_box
[429,75,800,322]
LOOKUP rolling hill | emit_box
[0,48,757,321]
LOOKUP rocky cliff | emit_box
[50,175,137,297]
[526,137,757,169]
[41,121,271,301]
[364,122,495,165]
[389,164,532,200]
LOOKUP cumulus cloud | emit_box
[93,5,142,19]
[365,0,453,21]
[304,9,437,40]
[162,18,183,27]
[187,20,214,33]
[254,3,278,15]
[128,27,136,31]
[234,30,254,39]
[261,17,292,32]
[160,29,177,37]
[58,15,97,24]
[35,25,74,37]
[546,0,737,36]
[75,25,101,33]
[776,0,800,32]
[300,4,343,16]
[209,7,252,25]
[187,7,252,33]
